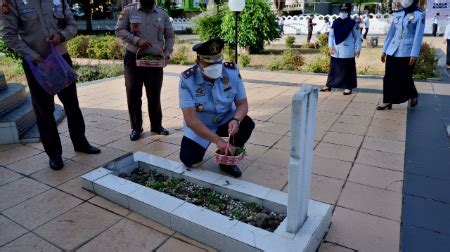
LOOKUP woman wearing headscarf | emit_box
[377,0,425,110]
[321,3,361,95]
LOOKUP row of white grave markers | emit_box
[286,85,318,234]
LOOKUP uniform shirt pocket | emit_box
[19,8,39,21]
[153,18,164,41]
[404,38,414,45]
[129,17,142,34]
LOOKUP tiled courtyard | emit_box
[1,65,450,251]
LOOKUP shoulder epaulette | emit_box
[182,67,196,79]
[124,3,137,9]
[223,62,236,69]
[156,6,168,14]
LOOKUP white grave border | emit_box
[81,85,331,252]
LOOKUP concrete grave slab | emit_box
[81,152,331,252]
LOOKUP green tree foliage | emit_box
[193,11,225,42]
[221,0,281,53]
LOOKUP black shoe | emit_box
[376,103,392,110]
[75,145,101,154]
[151,127,170,136]
[320,87,331,92]
[410,98,418,108]
[220,164,242,177]
[49,157,64,170]
[130,128,143,141]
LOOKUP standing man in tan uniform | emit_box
[115,0,174,141]
[1,0,100,170]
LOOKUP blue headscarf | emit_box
[332,3,356,45]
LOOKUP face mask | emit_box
[202,63,223,79]
[401,0,414,8]
[339,12,349,19]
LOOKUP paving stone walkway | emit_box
[1,66,450,251]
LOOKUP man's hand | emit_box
[215,138,235,156]
[46,33,62,45]
[329,47,335,55]
[409,57,417,66]
[228,120,239,136]
[381,53,386,63]
[137,39,151,48]
[355,51,360,58]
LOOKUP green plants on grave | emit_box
[413,42,439,80]
[285,36,295,48]
[122,167,285,232]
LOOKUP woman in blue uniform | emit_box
[377,0,425,110]
[321,3,361,95]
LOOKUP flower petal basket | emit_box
[213,136,246,165]
[135,47,166,68]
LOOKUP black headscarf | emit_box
[332,3,356,45]
[402,0,419,14]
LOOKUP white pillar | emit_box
[286,85,318,234]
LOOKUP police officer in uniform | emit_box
[178,39,255,177]
[377,0,425,110]
[1,0,100,170]
[115,0,174,141]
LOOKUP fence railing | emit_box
[76,14,448,35]
[76,18,194,32]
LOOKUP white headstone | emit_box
[286,85,318,234]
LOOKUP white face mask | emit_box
[339,12,349,19]
[401,0,414,8]
[202,63,223,79]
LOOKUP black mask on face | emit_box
[140,0,155,10]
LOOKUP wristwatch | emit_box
[231,117,240,126]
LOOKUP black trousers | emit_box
[307,29,313,43]
[124,51,163,131]
[433,24,438,36]
[23,54,89,158]
[180,115,255,167]
[363,28,369,39]
[447,40,450,65]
